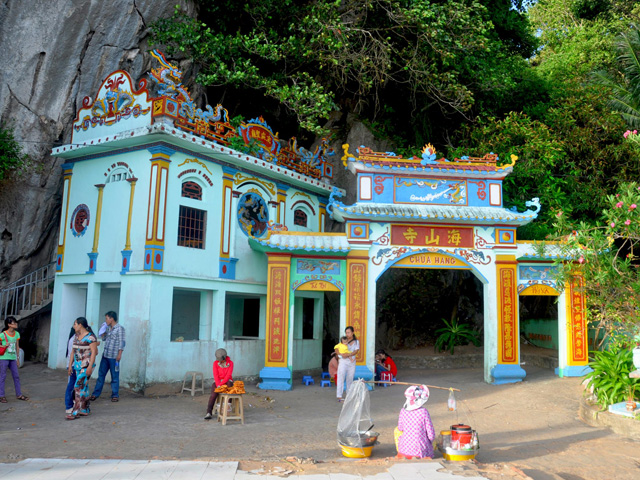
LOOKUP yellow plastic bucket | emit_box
[340,443,374,458]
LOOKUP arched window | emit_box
[106,169,131,183]
[293,209,308,227]
[181,181,202,200]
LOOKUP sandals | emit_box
[89,395,98,401]
[66,414,78,421]
[111,397,119,402]
[16,395,29,401]
[0,397,7,403]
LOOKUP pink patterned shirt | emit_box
[397,407,436,458]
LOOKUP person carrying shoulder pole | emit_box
[90,311,125,402]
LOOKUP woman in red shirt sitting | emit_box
[375,349,397,383]
[204,348,234,420]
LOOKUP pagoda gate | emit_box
[254,144,590,387]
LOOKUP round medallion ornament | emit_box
[70,204,90,237]
[237,192,269,237]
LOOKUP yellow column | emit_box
[91,185,105,253]
[346,250,369,365]
[120,177,137,274]
[492,255,525,383]
[219,168,235,260]
[259,253,293,390]
[562,275,589,376]
[124,178,137,250]
[276,184,288,226]
[56,163,74,272]
[144,146,173,271]
[318,199,327,232]
[265,254,291,367]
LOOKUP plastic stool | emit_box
[321,372,330,379]
[181,371,204,396]
[303,376,314,386]
[321,379,331,387]
[217,394,244,425]
[380,372,393,388]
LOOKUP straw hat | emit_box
[403,384,430,411]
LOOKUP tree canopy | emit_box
[151,0,640,238]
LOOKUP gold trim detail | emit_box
[234,173,276,196]
[178,158,213,175]
[291,191,312,201]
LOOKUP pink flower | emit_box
[556,211,563,218]
[625,219,631,225]
[624,130,631,138]
[611,222,616,228]
[630,204,637,210]
[616,201,623,208]
[616,194,620,198]
[635,130,638,134]
[578,256,584,264]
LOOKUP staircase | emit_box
[0,262,56,322]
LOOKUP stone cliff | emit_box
[0,0,196,283]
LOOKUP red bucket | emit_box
[450,424,473,446]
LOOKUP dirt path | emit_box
[1,363,638,479]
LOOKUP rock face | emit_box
[0,0,196,283]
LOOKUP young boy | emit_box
[334,336,350,359]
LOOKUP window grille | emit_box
[178,205,206,249]
[294,209,308,227]
[181,181,202,200]
[106,170,130,183]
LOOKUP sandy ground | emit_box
[0,362,638,480]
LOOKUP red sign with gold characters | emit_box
[569,277,587,363]
[348,262,367,364]
[267,266,288,364]
[499,268,517,363]
[390,225,473,248]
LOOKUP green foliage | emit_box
[0,124,26,180]
[150,0,537,140]
[551,182,640,349]
[584,349,639,407]
[434,318,481,355]
[592,24,640,128]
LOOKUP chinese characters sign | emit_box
[347,261,367,364]
[297,280,340,292]
[267,264,289,365]
[569,277,587,363]
[391,225,473,248]
[498,267,517,363]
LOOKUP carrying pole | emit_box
[365,380,460,391]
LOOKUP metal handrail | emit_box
[0,262,56,321]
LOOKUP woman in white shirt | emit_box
[335,326,359,402]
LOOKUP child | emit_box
[334,336,350,359]
[0,316,29,403]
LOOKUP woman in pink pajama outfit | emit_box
[397,384,436,459]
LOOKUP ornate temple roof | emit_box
[51,52,339,196]
[342,145,517,179]
[249,232,350,254]
[330,200,540,226]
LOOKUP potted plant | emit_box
[626,384,637,412]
